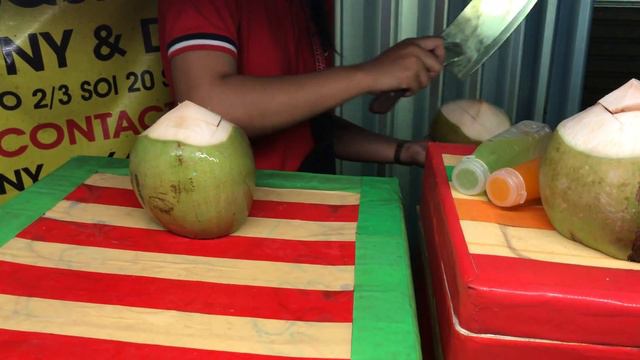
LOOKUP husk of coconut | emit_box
[540,79,640,261]
[429,99,511,144]
[129,101,255,239]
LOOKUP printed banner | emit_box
[0,0,172,204]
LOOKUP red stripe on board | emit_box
[65,183,141,207]
[0,261,353,322]
[250,200,359,222]
[65,184,360,222]
[0,329,348,360]
[18,217,355,266]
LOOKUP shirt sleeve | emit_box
[159,0,240,59]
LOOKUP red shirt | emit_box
[158,0,332,171]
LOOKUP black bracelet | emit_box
[394,141,409,165]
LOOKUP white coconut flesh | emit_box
[558,79,640,159]
[143,100,234,146]
[439,100,511,141]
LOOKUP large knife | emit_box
[369,0,538,114]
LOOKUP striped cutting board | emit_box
[0,157,420,359]
[442,153,640,271]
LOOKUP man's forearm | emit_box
[333,117,397,163]
[333,116,426,166]
[172,52,373,137]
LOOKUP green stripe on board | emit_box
[351,176,421,360]
[257,170,361,193]
[445,165,454,181]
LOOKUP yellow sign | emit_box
[0,0,172,204]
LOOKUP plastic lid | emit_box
[486,168,527,207]
[451,156,490,195]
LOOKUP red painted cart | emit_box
[420,142,640,359]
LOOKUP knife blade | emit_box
[369,0,538,114]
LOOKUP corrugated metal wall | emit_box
[334,0,594,246]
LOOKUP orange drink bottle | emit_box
[486,158,541,207]
[451,121,551,195]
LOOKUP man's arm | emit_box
[170,37,445,137]
[333,116,426,166]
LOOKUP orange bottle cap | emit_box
[486,167,527,207]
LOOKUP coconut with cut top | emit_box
[129,101,255,239]
[540,79,640,261]
[430,99,511,144]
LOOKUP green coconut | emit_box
[129,101,255,239]
[430,99,511,144]
[540,79,640,261]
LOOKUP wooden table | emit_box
[0,156,421,360]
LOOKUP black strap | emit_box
[394,141,409,165]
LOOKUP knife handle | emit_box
[369,89,407,114]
